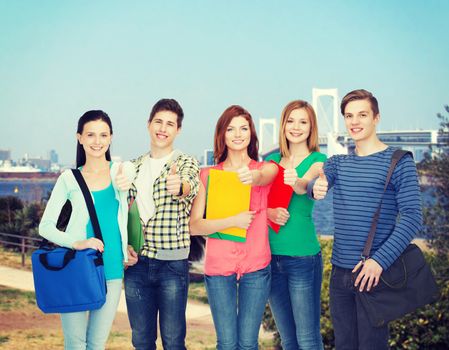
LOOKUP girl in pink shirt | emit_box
[190,105,277,349]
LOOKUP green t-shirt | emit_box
[266,151,327,256]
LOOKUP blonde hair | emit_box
[279,100,320,158]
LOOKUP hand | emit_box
[283,168,298,187]
[237,166,253,185]
[115,163,131,191]
[353,258,383,292]
[233,210,257,229]
[267,207,290,226]
[313,168,328,200]
[72,238,104,252]
[167,164,182,195]
[125,245,138,268]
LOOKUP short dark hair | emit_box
[340,89,379,116]
[148,98,184,128]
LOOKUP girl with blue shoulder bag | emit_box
[33,110,136,349]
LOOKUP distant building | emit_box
[48,149,59,164]
[203,149,214,166]
[0,149,11,161]
[27,158,51,171]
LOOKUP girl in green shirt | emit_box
[267,100,326,350]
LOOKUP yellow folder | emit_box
[206,169,251,242]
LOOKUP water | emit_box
[0,180,56,203]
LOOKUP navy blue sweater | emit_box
[308,147,422,270]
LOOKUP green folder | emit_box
[127,200,144,253]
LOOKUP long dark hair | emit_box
[213,105,259,164]
[76,110,113,167]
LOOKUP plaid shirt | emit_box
[128,151,200,258]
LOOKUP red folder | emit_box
[267,161,294,233]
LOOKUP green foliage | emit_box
[0,196,24,226]
[0,335,9,345]
[0,196,45,250]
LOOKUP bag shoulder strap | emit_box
[361,149,413,260]
[71,169,104,242]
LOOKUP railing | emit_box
[0,232,41,266]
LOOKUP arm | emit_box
[177,156,200,200]
[167,156,200,201]
[354,155,423,292]
[189,181,255,236]
[113,161,136,192]
[39,171,104,252]
[285,162,324,195]
[238,162,278,186]
[307,157,336,200]
[371,155,423,269]
[39,172,77,248]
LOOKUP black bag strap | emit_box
[361,149,413,260]
[71,169,104,242]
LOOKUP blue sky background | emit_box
[1,1,448,164]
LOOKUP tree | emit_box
[420,105,449,275]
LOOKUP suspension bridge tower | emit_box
[312,88,347,156]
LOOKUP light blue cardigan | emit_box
[38,162,136,262]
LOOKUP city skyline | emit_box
[1,1,448,164]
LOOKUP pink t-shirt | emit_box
[200,160,272,278]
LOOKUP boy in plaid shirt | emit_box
[124,98,200,350]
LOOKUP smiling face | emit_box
[224,116,251,152]
[76,120,112,161]
[343,99,379,143]
[148,110,180,154]
[284,108,311,146]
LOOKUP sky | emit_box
[1,0,448,165]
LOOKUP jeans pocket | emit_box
[166,259,189,277]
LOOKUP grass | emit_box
[0,285,35,311]
[0,246,33,271]
[188,281,209,304]
[0,285,275,349]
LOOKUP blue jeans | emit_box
[60,279,122,350]
[269,253,324,350]
[330,265,389,350]
[124,257,189,350]
[205,265,271,350]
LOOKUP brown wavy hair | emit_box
[279,100,320,158]
[214,105,259,164]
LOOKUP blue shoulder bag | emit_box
[32,169,107,313]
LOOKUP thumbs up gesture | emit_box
[313,168,328,200]
[284,156,298,187]
[167,163,182,195]
[115,163,131,191]
[237,153,253,185]
[237,165,253,185]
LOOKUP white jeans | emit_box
[60,279,122,350]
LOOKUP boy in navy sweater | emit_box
[308,89,422,349]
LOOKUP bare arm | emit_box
[289,162,324,195]
[250,162,278,186]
